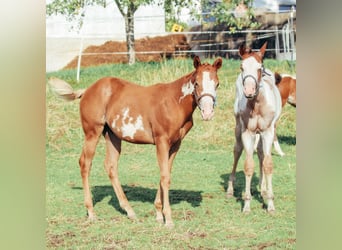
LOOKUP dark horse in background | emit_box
[49,56,222,227]
[226,42,281,213]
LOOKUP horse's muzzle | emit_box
[199,95,215,121]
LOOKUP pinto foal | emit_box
[49,56,222,227]
[226,42,282,213]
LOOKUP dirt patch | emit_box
[64,34,190,69]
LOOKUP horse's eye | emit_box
[216,83,220,89]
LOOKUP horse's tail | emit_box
[274,72,282,85]
[48,77,86,101]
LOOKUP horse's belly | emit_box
[111,126,154,144]
[108,110,154,144]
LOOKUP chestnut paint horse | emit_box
[49,56,222,227]
[226,42,281,213]
[254,72,296,156]
[275,72,296,108]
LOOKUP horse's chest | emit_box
[241,103,274,132]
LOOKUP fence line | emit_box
[74,25,296,81]
[71,28,295,56]
[46,29,294,39]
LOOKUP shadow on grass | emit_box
[73,185,203,216]
[278,135,296,146]
[221,171,266,211]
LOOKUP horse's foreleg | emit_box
[261,129,275,213]
[79,127,102,220]
[241,131,255,213]
[155,138,173,227]
[254,133,260,152]
[154,187,163,224]
[227,139,243,198]
[104,129,136,220]
[256,138,266,197]
[154,139,181,225]
[227,123,243,198]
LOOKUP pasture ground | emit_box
[46,58,296,249]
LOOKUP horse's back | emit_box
[263,70,282,121]
[79,77,145,127]
[275,74,296,107]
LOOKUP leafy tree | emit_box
[202,0,259,31]
[163,0,199,31]
[46,0,259,65]
[47,0,156,65]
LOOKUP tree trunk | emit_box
[115,0,137,65]
[125,9,135,65]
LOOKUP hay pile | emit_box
[64,34,190,69]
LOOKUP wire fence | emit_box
[46,8,296,78]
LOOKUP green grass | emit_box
[46,58,296,249]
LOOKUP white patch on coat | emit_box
[120,107,144,139]
[111,115,120,131]
[179,80,194,102]
[281,73,296,79]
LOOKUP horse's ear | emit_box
[213,57,222,70]
[193,56,201,69]
[238,44,245,57]
[259,42,268,58]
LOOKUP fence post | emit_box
[76,37,84,83]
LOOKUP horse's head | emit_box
[192,56,222,121]
[239,42,267,99]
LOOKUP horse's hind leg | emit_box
[256,138,266,198]
[261,129,275,213]
[103,127,136,220]
[79,125,103,220]
[155,138,174,227]
[241,131,256,213]
[273,124,285,157]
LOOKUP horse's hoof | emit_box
[267,206,275,215]
[128,214,137,220]
[242,209,251,214]
[156,212,164,224]
[126,209,137,220]
[156,218,164,224]
[226,192,234,199]
[87,214,97,222]
[242,204,251,213]
[165,221,175,228]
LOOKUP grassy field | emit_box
[46,58,296,249]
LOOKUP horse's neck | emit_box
[169,71,197,111]
[261,68,276,89]
[235,71,277,114]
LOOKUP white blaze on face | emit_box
[112,107,144,139]
[241,57,262,97]
[199,72,216,120]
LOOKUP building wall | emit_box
[46,2,165,39]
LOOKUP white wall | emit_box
[46,1,165,39]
